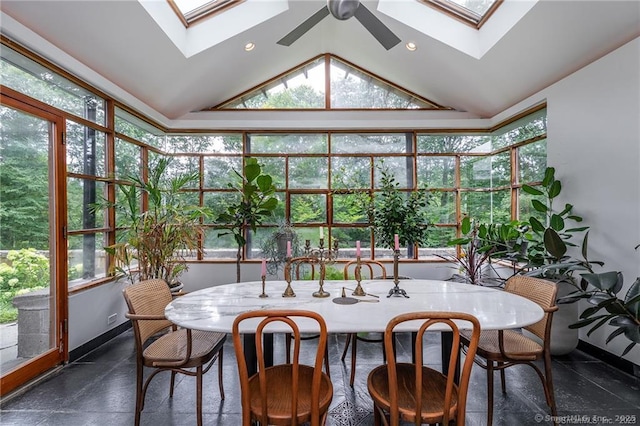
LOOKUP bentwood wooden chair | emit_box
[123,279,226,426]
[341,259,387,387]
[459,275,559,425]
[367,312,481,426]
[233,309,334,426]
[285,257,330,376]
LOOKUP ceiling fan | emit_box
[277,0,401,50]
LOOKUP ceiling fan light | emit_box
[328,0,360,20]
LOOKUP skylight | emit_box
[167,0,242,27]
[420,0,502,28]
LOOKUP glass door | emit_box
[0,99,67,395]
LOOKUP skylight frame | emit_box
[418,0,503,29]
[167,0,244,27]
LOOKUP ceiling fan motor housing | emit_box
[328,0,361,20]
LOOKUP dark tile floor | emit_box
[1,330,639,425]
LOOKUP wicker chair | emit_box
[341,259,387,387]
[285,257,330,376]
[123,279,226,426]
[232,309,334,426]
[459,275,559,425]
[367,312,481,426]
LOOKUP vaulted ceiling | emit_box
[1,0,639,122]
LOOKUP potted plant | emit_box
[561,270,640,355]
[103,157,210,290]
[521,166,603,354]
[371,165,430,257]
[217,158,278,283]
[259,221,300,277]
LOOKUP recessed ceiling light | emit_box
[406,42,417,51]
[244,42,255,52]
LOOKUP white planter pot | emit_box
[524,279,580,356]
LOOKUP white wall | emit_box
[547,38,640,363]
[68,38,640,367]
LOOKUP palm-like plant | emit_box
[104,157,210,286]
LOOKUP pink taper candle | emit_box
[286,240,292,257]
[356,241,361,257]
[394,234,399,251]
[261,259,266,277]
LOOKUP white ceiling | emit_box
[1,0,639,122]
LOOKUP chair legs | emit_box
[286,333,331,378]
[196,365,203,426]
[486,361,495,426]
[218,348,225,400]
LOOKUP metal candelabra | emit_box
[282,256,296,297]
[304,238,339,298]
[352,256,366,296]
[387,249,409,298]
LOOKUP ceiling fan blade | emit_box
[353,4,401,50]
[277,6,330,46]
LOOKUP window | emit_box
[419,0,502,28]
[167,0,243,27]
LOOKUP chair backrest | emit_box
[232,309,329,426]
[383,312,480,426]
[343,259,387,280]
[122,279,173,348]
[288,256,316,280]
[504,275,558,341]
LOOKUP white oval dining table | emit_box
[165,279,544,377]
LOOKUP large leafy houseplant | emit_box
[522,167,601,280]
[217,158,278,282]
[371,165,430,256]
[104,157,210,286]
[562,271,640,355]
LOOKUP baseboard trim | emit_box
[69,321,131,363]
[577,340,639,377]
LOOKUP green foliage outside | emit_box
[0,249,49,323]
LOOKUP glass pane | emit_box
[165,156,200,188]
[222,57,325,109]
[66,121,106,177]
[66,178,107,231]
[114,185,140,229]
[332,134,410,154]
[253,157,286,189]
[493,108,547,148]
[290,194,326,223]
[417,156,455,188]
[203,192,240,224]
[330,58,435,109]
[115,138,141,180]
[429,191,456,224]
[331,157,371,189]
[417,134,492,153]
[460,153,510,189]
[374,158,410,188]
[67,233,106,284]
[422,226,457,252]
[0,105,56,375]
[333,194,369,224]
[204,157,242,188]
[1,46,106,125]
[330,227,371,258]
[166,134,242,153]
[289,158,328,189]
[250,134,327,154]
[461,190,511,224]
[519,140,547,184]
[115,107,165,148]
[203,228,236,259]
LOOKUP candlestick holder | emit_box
[387,249,409,298]
[282,256,296,297]
[304,238,339,298]
[259,275,268,298]
[352,256,366,296]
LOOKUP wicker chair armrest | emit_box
[125,313,167,321]
[497,330,538,361]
